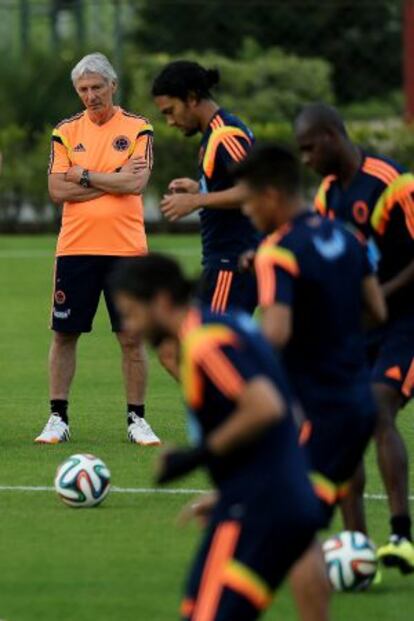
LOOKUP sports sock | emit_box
[50,399,68,424]
[127,404,145,424]
[391,515,412,541]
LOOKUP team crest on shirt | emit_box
[112,135,131,152]
[352,200,369,224]
[54,290,66,305]
[312,230,346,260]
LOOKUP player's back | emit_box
[198,109,260,268]
[267,213,370,392]
[180,307,318,513]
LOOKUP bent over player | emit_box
[152,61,259,315]
[234,144,385,532]
[36,53,160,446]
[295,103,414,571]
[111,254,330,621]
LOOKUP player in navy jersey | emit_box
[234,144,386,531]
[110,254,330,621]
[294,103,414,572]
[152,61,259,316]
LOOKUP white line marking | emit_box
[0,485,206,494]
[0,485,411,501]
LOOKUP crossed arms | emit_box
[48,157,150,204]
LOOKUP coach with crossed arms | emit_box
[35,53,160,446]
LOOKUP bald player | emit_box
[295,103,414,572]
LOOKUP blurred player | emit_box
[234,144,385,533]
[152,61,259,315]
[295,103,414,572]
[36,52,160,446]
[111,254,330,621]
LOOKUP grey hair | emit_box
[71,53,118,85]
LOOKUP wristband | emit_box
[80,169,90,188]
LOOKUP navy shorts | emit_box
[369,315,414,402]
[181,492,321,621]
[299,387,376,523]
[50,255,126,333]
[197,267,257,315]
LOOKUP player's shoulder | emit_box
[209,109,254,139]
[257,224,301,274]
[361,152,407,187]
[315,174,337,197]
[54,111,85,134]
[181,308,244,362]
[119,109,154,133]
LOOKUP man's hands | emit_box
[160,177,200,221]
[238,249,256,273]
[168,178,199,194]
[155,445,210,484]
[65,165,83,184]
[177,492,219,528]
[120,157,148,175]
[63,157,150,197]
[160,192,200,221]
[65,157,147,185]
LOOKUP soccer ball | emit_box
[323,531,378,592]
[54,454,111,508]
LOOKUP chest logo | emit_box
[312,230,346,260]
[198,146,206,166]
[112,135,131,152]
[73,143,86,152]
[352,200,369,224]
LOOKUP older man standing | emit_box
[35,52,160,446]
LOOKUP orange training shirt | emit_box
[48,107,153,257]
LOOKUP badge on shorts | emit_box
[112,135,131,152]
[55,290,66,305]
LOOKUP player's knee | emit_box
[117,333,145,361]
[52,331,80,348]
[157,339,179,377]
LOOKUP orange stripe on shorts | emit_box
[211,271,233,314]
[193,521,241,621]
[402,358,414,398]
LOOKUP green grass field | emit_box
[0,234,413,621]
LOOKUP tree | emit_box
[134,0,402,102]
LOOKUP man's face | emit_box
[75,73,116,114]
[115,291,173,347]
[238,181,282,233]
[295,121,339,177]
[154,95,200,136]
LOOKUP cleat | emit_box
[127,413,161,446]
[377,536,414,574]
[34,414,70,444]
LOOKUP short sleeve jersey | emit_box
[49,107,154,257]
[179,306,311,493]
[255,213,372,393]
[314,153,414,318]
[198,109,261,269]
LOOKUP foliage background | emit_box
[0,0,411,229]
